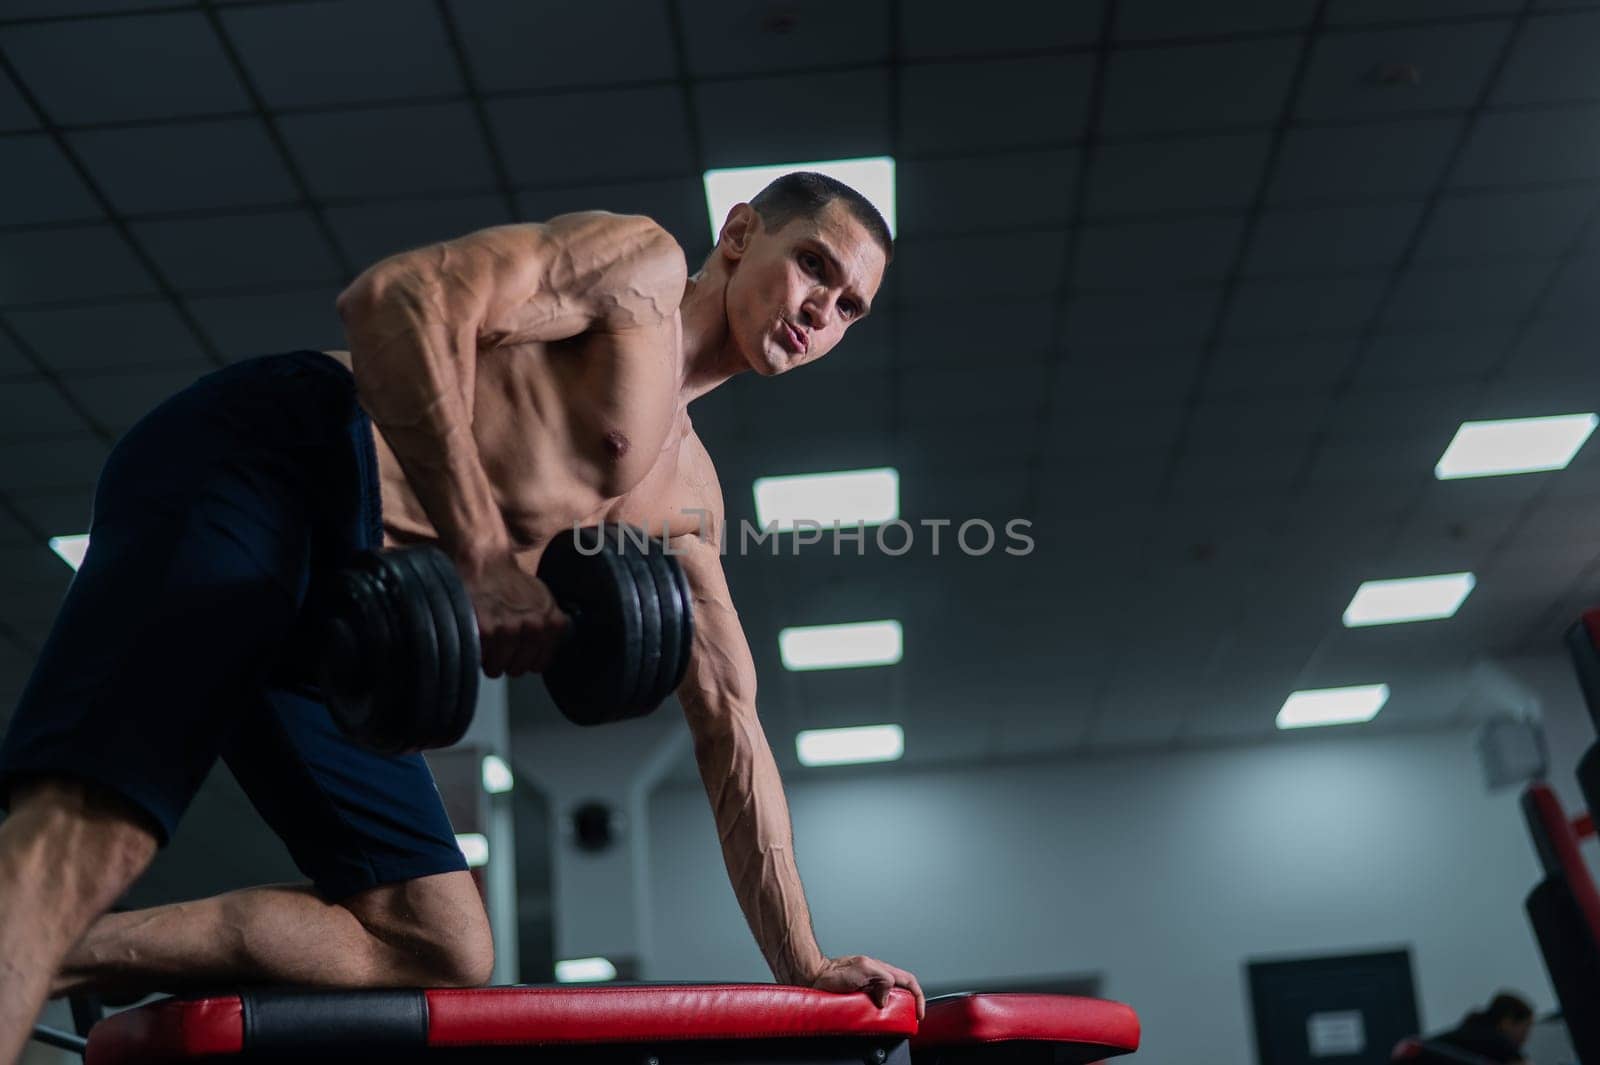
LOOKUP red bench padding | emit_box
[86,985,918,1064]
[86,998,243,1065]
[1524,784,1600,944]
[427,985,918,1046]
[913,994,1140,1053]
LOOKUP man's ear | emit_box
[718,203,760,260]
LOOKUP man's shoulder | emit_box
[549,211,687,310]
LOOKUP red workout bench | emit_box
[81,985,1140,1065]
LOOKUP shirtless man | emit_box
[0,172,923,1061]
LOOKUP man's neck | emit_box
[677,266,748,403]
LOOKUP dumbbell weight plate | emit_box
[419,545,481,748]
[539,527,644,726]
[371,551,442,753]
[638,542,685,705]
[390,546,480,753]
[664,546,695,690]
[613,535,664,714]
[320,559,390,744]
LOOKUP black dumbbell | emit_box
[315,526,694,754]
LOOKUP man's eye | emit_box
[800,253,821,273]
[840,302,858,319]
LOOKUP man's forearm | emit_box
[694,712,826,986]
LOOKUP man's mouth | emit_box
[781,320,808,355]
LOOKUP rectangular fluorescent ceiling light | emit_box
[556,956,618,983]
[797,724,905,767]
[703,156,896,242]
[454,832,489,868]
[779,620,902,671]
[1435,413,1597,479]
[50,533,90,571]
[1276,685,1391,731]
[753,468,899,531]
[1343,572,1476,628]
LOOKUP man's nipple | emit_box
[605,430,631,460]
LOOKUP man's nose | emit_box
[801,294,833,331]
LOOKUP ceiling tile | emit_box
[69,119,295,215]
[0,226,156,305]
[1453,106,1600,187]
[899,299,1055,366]
[281,103,494,200]
[1171,434,1305,502]
[1044,400,1184,459]
[1330,381,1480,447]
[1116,0,1319,40]
[1494,10,1600,104]
[1088,132,1273,216]
[1101,38,1301,137]
[0,328,33,376]
[1382,262,1552,327]
[900,365,1049,427]
[134,212,343,291]
[1205,336,1361,397]
[1186,394,1332,452]
[1247,202,1426,275]
[326,195,509,268]
[1225,275,1389,339]
[0,379,92,439]
[902,0,1102,56]
[1064,288,1221,349]
[1,12,248,124]
[516,177,707,256]
[63,366,203,433]
[1326,0,1522,23]
[1414,187,1595,265]
[1268,117,1463,205]
[1055,342,1206,407]
[0,0,175,13]
[680,0,891,77]
[1297,20,1510,121]
[449,0,676,92]
[900,56,1092,154]
[1535,247,1600,317]
[0,134,99,226]
[221,0,460,109]
[897,233,1064,302]
[0,69,35,132]
[9,490,93,541]
[1512,314,1592,380]
[1075,215,1245,288]
[6,300,211,373]
[187,289,344,358]
[493,86,692,184]
[0,435,108,494]
[896,151,1077,238]
[1353,325,1515,388]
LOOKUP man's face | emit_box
[721,199,886,376]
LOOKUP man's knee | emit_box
[1,776,158,926]
[341,871,495,987]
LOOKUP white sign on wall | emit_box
[1307,1011,1367,1058]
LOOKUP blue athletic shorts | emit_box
[0,350,467,900]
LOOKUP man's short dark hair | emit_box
[1484,993,1533,1024]
[748,171,894,263]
